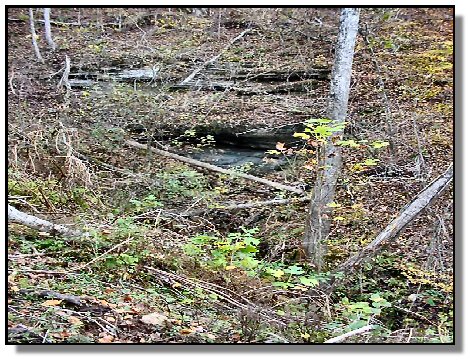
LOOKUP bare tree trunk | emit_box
[57,55,71,91]
[303,8,360,269]
[43,8,57,50]
[28,8,44,63]
[327,163,453,291]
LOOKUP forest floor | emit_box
[7,7,453,344]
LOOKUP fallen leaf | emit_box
[42,299,62,306]
[276,142,286,151]
[68,316,83,326]
[172,282,182,288]
[179,328,194,335]
[141,312,169,326]
[98,335,114,343]
[225,265,236,270]
[123,294,132,302]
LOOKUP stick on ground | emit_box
[8,204,83,238]
[125,140,305,195]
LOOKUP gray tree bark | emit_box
[28,8,44,63]
[303,8,360,269]
[43,8,57,50]
[8,205,83,237]
[327,163,453,291]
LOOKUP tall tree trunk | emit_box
[28,8,44,63]
[43,8,56,50]
[303,8,360,269]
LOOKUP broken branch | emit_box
[8,204,84,238]
[125,140,305,195]
[327,163,453,291]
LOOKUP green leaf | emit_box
[371,141,390,149]
[299,276,319,287]
[370,293,384,302]
[284,265,305,275]
[272,281,291,289]
[267,268,285,279]
[427,298,436,306]
[361,158,379,166]
[326,202,342,208]
[337,139,360,148]
[240,244,258,253]
[349,320,369,330]
[239,257,259,269]
[293,132,311,140]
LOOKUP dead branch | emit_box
[179,28,252,86]
[125,140,305,195]
[327,163,453,291]
[19,289,83,306]
[324,324,376,343]
[144,265,286,326]
[181,196,310,217]
[8,204,84,238]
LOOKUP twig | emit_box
[76,235,133,270]
[144,265,286,326]
[179,28,252,86]
[9,70,17,95]
[8,268,82,276]
[393,305,437,326]
[412,113,427,182]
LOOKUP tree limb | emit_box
[324,324,376,343]
[327,163,453,291]
[125,140,305,195]
[180,196,310,217]
[8,205,83,238]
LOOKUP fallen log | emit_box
[125,140,305,195]
[326,163,453,291]
[8,205,83,238]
